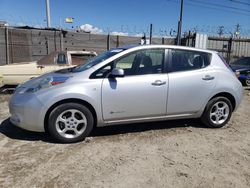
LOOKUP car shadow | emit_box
[91,119,204,137]
[0,118,53,142]
[0,117,205,143]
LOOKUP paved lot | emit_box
[0,89,250,188]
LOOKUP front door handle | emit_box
[151,80,166,86]
[202,75,215,81]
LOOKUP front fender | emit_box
[36,83,104,128]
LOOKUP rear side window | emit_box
[171,49,212,72]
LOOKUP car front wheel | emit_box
[48,103,94,143]
[201,97,232,128]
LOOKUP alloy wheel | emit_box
[209,101,230,125]
[55,109,87,139]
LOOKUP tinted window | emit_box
[171,49,211,72]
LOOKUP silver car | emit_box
[9,45,243,143]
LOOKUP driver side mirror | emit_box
[110,68,124,77]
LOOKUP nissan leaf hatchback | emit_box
[9,45,243,143]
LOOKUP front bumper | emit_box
[9,92,46,132]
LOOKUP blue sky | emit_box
[0,0,249,36]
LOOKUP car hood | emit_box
[14,66,93,94]
[0,62,37,74]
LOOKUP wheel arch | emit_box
[44,98,97,133]
[209,92,236,111]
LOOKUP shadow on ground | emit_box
[0,118,204,143]
[91,119,203,137]
[0,118,52,142]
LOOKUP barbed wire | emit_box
[1,14,250,37]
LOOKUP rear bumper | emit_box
[234,82,244,111]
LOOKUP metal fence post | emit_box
[116,35,119,47]
[227,37,233,63]
[60,29,64,51]
[5,26,9,64]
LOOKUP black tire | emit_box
[48,103,94,143]
[201,96,232,128]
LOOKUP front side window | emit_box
[92,49,165,78]
[114,49,164,76]
[171,49,211,72]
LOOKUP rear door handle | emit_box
[151,80,166,86]
[202,75,215,81]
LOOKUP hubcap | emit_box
[55,109,87,139]
[210,101,230,125]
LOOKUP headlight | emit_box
[26,76,69,93]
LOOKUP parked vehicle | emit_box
[9,45,243,143]
[0,50,97,87]
[230,57,250,86]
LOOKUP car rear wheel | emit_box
[48,103,94,143]
[201,97,232,128]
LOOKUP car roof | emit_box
[116,44,217,54]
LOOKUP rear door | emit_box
[167,49,217,115]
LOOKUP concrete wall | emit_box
[0,27,175,65]
[1,27,249,65]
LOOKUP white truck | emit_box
[0,50,97,88]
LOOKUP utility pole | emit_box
[45,0,51,28]
[149,23,153,44]
[177,0,184,45]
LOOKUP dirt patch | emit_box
[0,89,250,188]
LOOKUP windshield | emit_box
[70,49,124,73]
[231,57,250,66]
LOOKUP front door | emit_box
[101,48,168,121]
